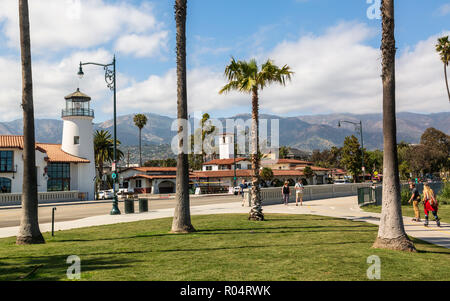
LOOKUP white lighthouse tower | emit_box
[61,88,96,199]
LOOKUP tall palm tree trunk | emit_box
[444,64,450,102]
[139,127,142,167]
[373,0,415,252]
[16,0,44,245]
[249,88,264,221]
[171,0,194,233]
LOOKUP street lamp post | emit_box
[338,120,365,181]
[78,55,121,215]
[233,132,237,188]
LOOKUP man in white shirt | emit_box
[295,179,304,206]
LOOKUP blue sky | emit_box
[0,0,449,122]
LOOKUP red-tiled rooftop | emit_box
[131,167,178,172]
[271,159,314,165]
[295,166,330,172]
[37,143,90,163]
[0,135,89,163]
[0,135,44,152]
[193,169,304,178]
[203,158,248,165]
[126,173,197,180]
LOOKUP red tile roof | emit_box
[126,174,196,180]
[37,143,90,163]
[271,159,313,165]
[193,169,304,178]
[203,158,248,165]
[132,167,177,172]
[295,166,330,172]
[0,135,46,152]
[0,136,91,163]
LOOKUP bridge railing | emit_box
[0,191,82,206]
[357,182,444,207]
[243,183,372,207]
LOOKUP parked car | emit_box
[98,190,114,200]
[118,188,134,194]
[333,179,351,184]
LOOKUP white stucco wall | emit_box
[61,116,96,200]
[76,162,95,200]
[70,162,79,191]
[61,116,94,160]
[0,148,48,193]
[219,135,234,159]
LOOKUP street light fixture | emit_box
[338,119,365,181]
[77,55,121,215]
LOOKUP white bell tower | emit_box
[219,133,235,159]
[61,88,96,199]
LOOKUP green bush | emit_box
[401,187,411,205]
[438,182,450,205]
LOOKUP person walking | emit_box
[282,181,290,206]
[423,183,440,227]
[408,182,421,222]
[294,179,304,206]
[239,180,248,207]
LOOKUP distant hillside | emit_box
[0,112,449,158]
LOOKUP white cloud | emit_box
[116,68,244,115]
[0,0,163,53]
[438,4,450,16]
[0,18,448,122]
[0,49,132,121]
[110,22,450,117]
[115,32,169,58]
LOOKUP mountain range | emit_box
[0,112,449,152]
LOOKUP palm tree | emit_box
[219,58,293,221]
[200,113,216,163]
[171,0,195,233]
[16,0,44,245]
[94,130,124,192]
[373,0,416,252]
[133,114,148,167]
[436,36,450,102]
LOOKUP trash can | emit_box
[124,199,135,214]
[139,198,148,213]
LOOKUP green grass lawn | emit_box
[363,204,450,223]
[1,214,450,281]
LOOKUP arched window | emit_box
[0,178,11,193]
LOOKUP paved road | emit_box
[0,195,242,228]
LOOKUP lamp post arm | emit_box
[80,62,113,68]
[77,57,120,215]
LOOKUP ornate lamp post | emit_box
[77,55,121,215]
[338,120,365,181]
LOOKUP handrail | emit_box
[62,108,94,118]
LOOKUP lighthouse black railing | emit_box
[62,108,94,118]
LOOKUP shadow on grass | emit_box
[0,255,138,281]
[48,224,376,243]
[1,239,373,263]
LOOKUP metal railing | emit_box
[357,182,444,207]
[243,183,372,207]
[62,108,94,118]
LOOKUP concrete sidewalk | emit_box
[1,196,449,249]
